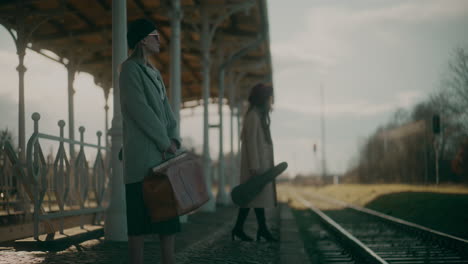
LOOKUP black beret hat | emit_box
[127,18,157,50]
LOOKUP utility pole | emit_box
[320,85,327,182]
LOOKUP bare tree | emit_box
[0,128,15,150]
[345,47,468,184]
[446,48,468,106]
[438,48,468,129]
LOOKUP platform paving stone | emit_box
[0,204,300,264]
[279,205,309,263]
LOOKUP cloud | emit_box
[271,0,468,75]
[277,90,423,117]
[1,1,467,176]
[340,0,468,24]
[270,105,390,174]
[0,40,111,151]
[0,93,17,135]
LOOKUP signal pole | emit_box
[313,143,319,176]
[432,114,441,185]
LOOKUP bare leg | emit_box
[128,235,144,264]
[159,234,176,264]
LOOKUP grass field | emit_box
[278,183,468,239]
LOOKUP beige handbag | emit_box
[142,152,209,222]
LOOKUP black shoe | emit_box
[231,229,253,241]
[256,228,278,242]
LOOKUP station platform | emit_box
[0,203,308,264]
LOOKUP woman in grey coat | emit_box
[120,19,180,264]
[231,83,278,242]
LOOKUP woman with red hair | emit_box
[231,83,278,242]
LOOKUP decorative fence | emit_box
[0,112,110,241]
[0,139,29,219]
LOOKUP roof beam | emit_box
[0,0,270,105]
[96,0,110,11]
[32,26,111,42]
[156,27,200,93]
[0,0,66,17]
[65,2,111,43]
[66,2,96,28]
[0,8,64,17]
[32,42,109,52]
[0,0,42,8]
[32,22,257,42]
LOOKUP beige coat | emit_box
[239,108,277,208]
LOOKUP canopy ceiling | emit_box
[0,0,273,108]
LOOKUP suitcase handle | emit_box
[153,151,188,172]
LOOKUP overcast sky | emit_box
[1,0,468,177]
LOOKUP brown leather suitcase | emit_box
[142,152,209,222]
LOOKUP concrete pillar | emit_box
[200,3,215,212]
[66,63,76,161]
[105,0,127,241]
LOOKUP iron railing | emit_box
[0,112,110,241]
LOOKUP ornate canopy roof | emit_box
[0,0,273,108]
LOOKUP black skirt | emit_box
[125,181,181,236]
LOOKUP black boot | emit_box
[254,208,278,242]
[232,208,253,241]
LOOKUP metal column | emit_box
[169,0,188,222]
[199,0,256,211]
[169,0,182,132]
[7,1,66,161]
[216,38,263,205]
[105,0,127,241]
[237,102,243,184]
[200,4,215,211]
[66,63,76,161]
[15,14,27,162]
[229,79,235,195]
[216,69,228,205]
[104,89,110,148]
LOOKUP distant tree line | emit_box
[344,47,468,184]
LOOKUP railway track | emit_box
[292,192,468,264]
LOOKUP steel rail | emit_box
[305,192,468,258]
[293,193,388,264]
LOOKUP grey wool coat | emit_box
[119,58,180,184]
[240,108,277,208]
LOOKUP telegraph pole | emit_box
[320,85,327,182]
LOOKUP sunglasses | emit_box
[148,33,160,41]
